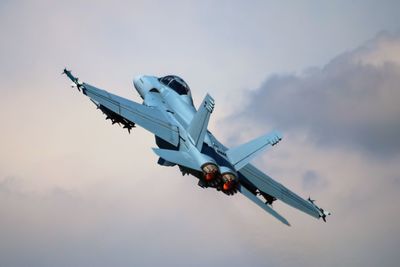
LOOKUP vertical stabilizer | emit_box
[187,94,214,150]
[226,131,282,171]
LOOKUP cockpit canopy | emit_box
[159,75,191,95]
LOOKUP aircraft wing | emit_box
[64,69,179,146]
[240,185,290,226]
[239,164,322,219]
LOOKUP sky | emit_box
[1,1,400,266]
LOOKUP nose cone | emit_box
[133,75,145,98]
[133,75,142,90]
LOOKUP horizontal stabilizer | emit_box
[187,94,214,150]
[226,131,282,171]
[152,148,201,171]
[157,157,176,167]
[240,186,290,226]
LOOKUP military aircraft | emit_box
[62,69,330,226]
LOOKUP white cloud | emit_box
[352,31,400,66]
[228,32,400,158]
[219,31,400,266]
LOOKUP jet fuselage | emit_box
[133,75,237,191]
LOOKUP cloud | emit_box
[237,32,400,158]
[301,170,327,191]
[1,0,400,266]
[217,32,400,267]
[0,174,276,267]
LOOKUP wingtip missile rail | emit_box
[308,197,331,222]
[62,68,83,91]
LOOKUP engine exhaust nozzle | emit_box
[202,163,219,181]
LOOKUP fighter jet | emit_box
[62,68,330,226]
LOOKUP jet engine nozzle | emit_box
[220,167,239,195]
[202,163,219,182]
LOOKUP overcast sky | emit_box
[1,1,400,267]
